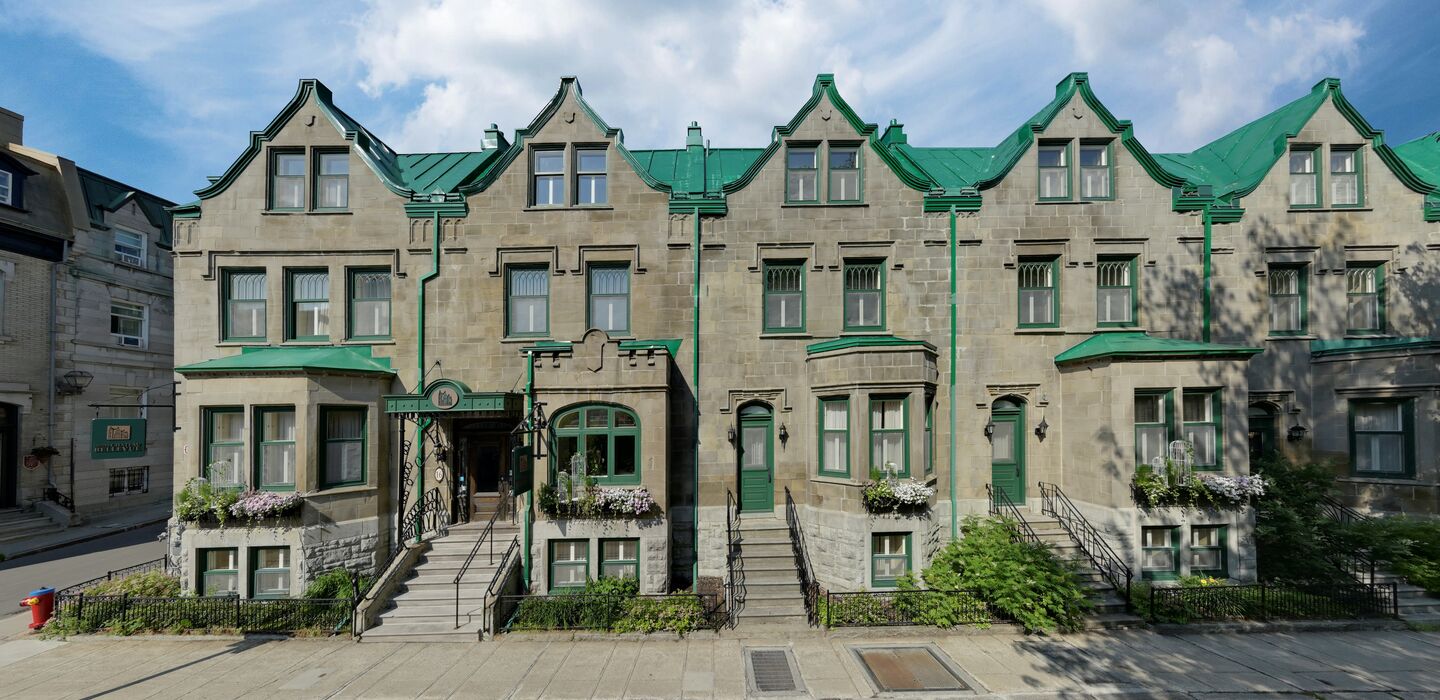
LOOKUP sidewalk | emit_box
[0,627,1435,699]
[0,503,170,561]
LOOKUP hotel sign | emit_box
[91,418,147,460]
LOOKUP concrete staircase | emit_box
[732,516,810,627]
[361,513,520,643]
[1377,572,1440,625]
[1020,509,1146,629]
[0,508,65,548]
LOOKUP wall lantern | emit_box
[727,426,736,444]
[56,370,94,397]
[1287,424,1309,442]
[983,419,995,438]
[778,423,789,445]
[1034,417,1049,440]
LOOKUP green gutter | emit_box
[691,208,702,586]
[1202,206,1213,343]
[947,206,958,540]
[523,353,534,584]
[413,210,442,535]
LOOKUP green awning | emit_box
[807,335,936,355]
[1055,332,1261,365]
[175,345,395,376]
[1311,337,1440,358]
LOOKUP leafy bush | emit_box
[1132,463,1266,510]
[174,478,242,525]
[304,568,368,600]
[861,479,934,514]
[1349,517,1440,596]
[612,596,706,634]
[1251,457,1354,584]
[507,577,712,634]
[83,570,180,597]
[914,516,1091,632]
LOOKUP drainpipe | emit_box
[1201,205,1213,343]
[947,206,958,541]
[522,353,533,584]
[413,210,442,536]
[691,207,702,586]
[46,250,59,489]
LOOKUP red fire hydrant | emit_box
[20,588,55,630]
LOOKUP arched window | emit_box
[551,404,640,484]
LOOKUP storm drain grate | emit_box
[852,645,972,693]
[746,648,804,695]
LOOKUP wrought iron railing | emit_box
[55,593,352,634]
[353,487,448,636]
[725,489,744,627]
[985,483,1039,544]
[1146,581,1398,623]
[482,538,521,638]
[454,500,515,629]
[1038,482,1133,608]
[783,487,819,626]
[822,589,997,627]
[43,486,75,513]
[1320,496,1378,585]
[498,592,724,632]
[57,556,169,597]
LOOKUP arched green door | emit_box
[1248,403,1278,462]
[738,404,774,513]
[990,398,1026,502]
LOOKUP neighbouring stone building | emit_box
[165,74,1438,611]
[0,106,175,538]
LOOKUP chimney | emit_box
[0,106,22,146]
[685,122,706,195]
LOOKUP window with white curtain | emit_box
[819,398,849,476]
[323,408,366,487]
[288,270,329,340]
[256,408,296,489]
[1182,390,1219,469]
[251,547,291,598]
[348,269,390,339]
[1267,265,1305,334]
[1351,401,1409,475]
[316,152,349,209]
[870,397,906,476]
[1289,148,1318,206]
[588,265,629,333]
[507,266,549,336]
[113,229,145,266]
[225,270,266,341]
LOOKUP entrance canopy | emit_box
[382,378,523,419]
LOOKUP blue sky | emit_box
[2,0,1437,204]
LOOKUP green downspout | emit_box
[523,354,534,584]
[1201,205,1213,343]
[413,210,441,537]
[691,208,702,586]
[948,205,958,540]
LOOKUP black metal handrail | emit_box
[1038,482,1133,608]
[57,556,169,597]
[454,501,515,629]
[784,487,819,626]
[1320,496,1378,585]
[44,486,75,513]
[725,489,744,627]
[353,487,448,637]
[482,538,521,638]
[1146,581,1398,623]
[985,483,1039,544]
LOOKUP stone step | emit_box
[739,533,793,547]
[394,584,492,601]
[737,615,811,627]
[0,522,64,544]
[0,509,47,524]
[744,569,802,585]
[736,517,787,530]
[740,582,804,601]
[736,601,807,617]
[1397,601,1440,616]
[742,555,799,572]
[360,619,484,643]
[1085,612,1147,630]
[380,603,489,621]
[1400,612,1440,624]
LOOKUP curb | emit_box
[0,516,169,562]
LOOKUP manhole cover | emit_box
[746,647,804,695]
[852,645,972,693]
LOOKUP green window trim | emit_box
[1348,399,1415,479]
[199,548,240,597]
[1345,263,1386,334]
[869,396,909,478]
[268,148,305,212]
[762,261,806,333]
[1189,526,1228,578]
[842,260,885,331]
[1330,145,1364,208]
[532,148,565,207]
[1181,389,1223,471]
[1267,264,1308,336]
[249,546,291,599]
[817,397,850,477]
[785,144,820,203]
[346,267,391,340]
[1288,145,1322,209]
[923,397,934,476]
[1134,390,1174,470]
[599,538,639,581]
[312,149,350,212]
[575,147,608,206]
[285,268,330,341]
[826,143,863,203]
[1095,256,1137,327]
[253,407,296,491]
[587,264,630,335]
[550,404,641,485]
[221,269,267,342]
[204,407,245,488]
[549,539,589,591]
[1078,140,1114,201]
[1037,141,1072,201]
[1141,526,1180,581]
[506,265,551,338]
[320,406,367,489]
[1018,257,1060,328]
[871,532,911,588]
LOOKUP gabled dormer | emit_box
[0,150,37,211]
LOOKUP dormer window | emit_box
[270,151,305,210]
[532,149,565,206]
[113,228,145,267]
[1331,147,1362,207]
[576,148,607,205]
[1288,147,1319,207]
[828,146,860,202]
[316,152,349,210]
[1079,142,1112,200]
[786,147,818,203]
[0,169,11,207]
[1038,143,1070,200]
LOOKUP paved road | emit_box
[0,628,1436,698]
[0,524,165,606]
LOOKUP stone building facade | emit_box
[166,74,1438,600]
[0,106,175,526]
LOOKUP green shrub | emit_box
[174,478,242,526]
[914,516,1091,633]
[1251,457,1353,584]
[304,568,367,599]
[507,577,711,634]
[612,596,706,634]
[1349,517,1440,596]
[83,570,181,597]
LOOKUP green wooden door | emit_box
[1248,404,1278,462]
[738,406,774,513]
[990,400,1025,502]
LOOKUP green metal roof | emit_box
[76,168,176,244]
[1055,332,1262,365]
[806,335,936,355]
[1310,337,1440,358]
[628,148,765,196]
[175,345,395,376]
[396,151,498,195]
[617,339,683,356]
[1396,132,1440,188]
[893,146,995,191]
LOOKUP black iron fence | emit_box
[57,556,170,597]
[1145,581,1398,623]
[499,592,724,632]
[821,589,998,627]
[54,593,352,633]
